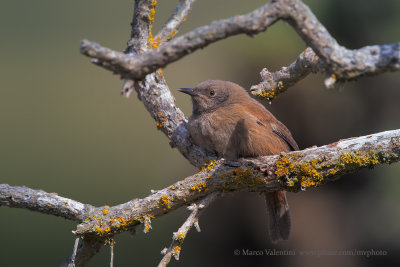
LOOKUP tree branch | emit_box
[250,47,324,101]
[278,0,400,79]
[61,238,104,267]
[2,129,399,265]
[4,129,398,235]
[0,184,93,222]
[119,0,214,167]
[158,192,218,267]
[80,1,280,79]
[155,0,196,43]
[80,0,400,90]
[71,129,400,238]
[250,43,400,101]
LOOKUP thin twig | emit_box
[110,241,114,267]
[66,237,80,267]
[158,192,218,267]
[154,0,196,43]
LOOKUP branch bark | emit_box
[2,129,399,238]
[158,192,218,267]
[0,184,94,222]
[80,1,281,80]
[250,47,324,101]
[81,0,400,89]
[154,0,196,44]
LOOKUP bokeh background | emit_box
[1,0,399,266]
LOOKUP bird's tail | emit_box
[264,191,291,243]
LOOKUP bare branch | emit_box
[61,238,103,267]
[126,0,155,55]
[62,237,80,267]
[70,129,400,237]
[110,241,114,267]
[67,0,159,265]
[114,0,214,167]
[2,129,399,238]
[2,129,400,263]
[278,0,400,79]
[250,47,324,101]
[0,184,93,221]
[251,41,400,100]
[158,192,218,267]
[155,0,196,43]
[80,1,280,79]
[81,0,400,93]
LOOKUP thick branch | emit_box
[126,0,155,55]
[251,43,400,100]
[0,184,93,222]
[80,1,280,79]
[278,0,400,78]
[69,0,158,265]
[119,0,213,167]
[80,0,400,85]
[2,129,399,262]
[79,0,400,178]
[71,129,400,237]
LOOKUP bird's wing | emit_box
[270,122,299,151]
[243,102,299,153]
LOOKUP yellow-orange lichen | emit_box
[148,0,157,22]
[190,182,207,192]
[257,81,284,101]
[156,111,168,128]
[201,160,216,172]
[160,194,171,208]
[148,32,161,49]
[144,223,152,233]
[339,150,379,167]
[147,0,162,51]
[92,213,155,237]
[259,88,276,100]
[275,149,381,191]
[173,245,181,254]
[175,233,186,241]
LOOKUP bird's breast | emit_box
[188,112,237,155]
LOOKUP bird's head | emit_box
[178,80,249,115]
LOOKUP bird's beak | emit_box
[178,88,198,96]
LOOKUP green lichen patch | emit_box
[219,167,266,191]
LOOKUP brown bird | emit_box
[179,80,298,243]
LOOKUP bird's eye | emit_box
[209,90,215,96]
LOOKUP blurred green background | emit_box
[1,0,399,266]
